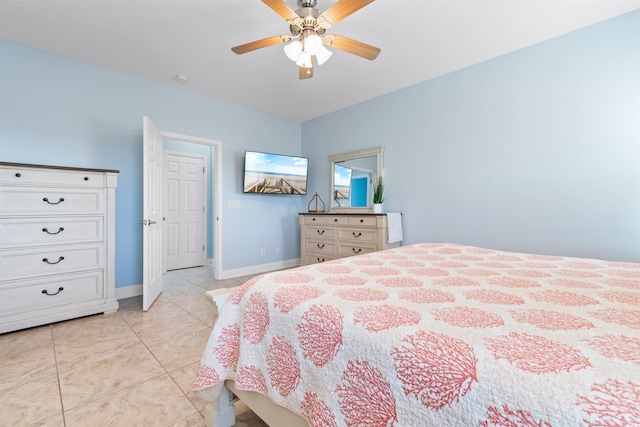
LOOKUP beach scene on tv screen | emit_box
[334,164,352,200]
[244,151,308,195]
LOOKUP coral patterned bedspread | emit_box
[193,243,640,426]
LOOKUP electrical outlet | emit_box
[260,248,266,256]
[276,247,281,254]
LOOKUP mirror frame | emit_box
[329,146,384,213]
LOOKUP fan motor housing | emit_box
[290,6,325,37]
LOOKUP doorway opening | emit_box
[142,116,222,310]
[164,151,207,271]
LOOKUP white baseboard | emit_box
[116,284,142,300]
[114,258,300,299]
[219,258,300,280]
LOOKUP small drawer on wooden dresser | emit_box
[348,216,378,227]
[0,244,103,280]
[303,254,337,265]
[338,243,377,257]
[0,187,105,215]
[304,227,337,239]
[0,217,104,248]
[305,239,337,254]
[304,215,349,225]
[338,228,377,243]
[0,168,106,187]
[0,271,103,313]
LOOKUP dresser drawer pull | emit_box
[317,243,325,249]
[15,172,22,178]
[352,232,362,238]
[42,256,65,265]
[42,287,64,296]
[43,197,65,205]
[352,248,362,254]
[42,227,65,235]
[84,177,89,181]
[316,229,325,235]
[317,257,326,263]
[334,218,338,222]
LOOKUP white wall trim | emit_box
[115,257,297,299]
[220,258,300,280]
[116,284,143,299]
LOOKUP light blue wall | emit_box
[1,8,638,294]
[0,40,304,287]
[303,10,640,263]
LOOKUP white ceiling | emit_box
[1,0,638,122]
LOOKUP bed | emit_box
[193,243,640,426]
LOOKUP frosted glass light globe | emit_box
[284,40,302,62]
[296,52,313,68]
[316,46,333,65]
[303,35,323,55]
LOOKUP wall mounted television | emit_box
[243,150,309,195]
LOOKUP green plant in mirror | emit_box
[373,176,385,204]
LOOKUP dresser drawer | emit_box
[304,215,349,225]
[0,167,106,187]
[0,244,103,280]
[305,239,337,255]
[304,226,337,239]
[338,243,377,257]
[348,216,378,227]
[0,271,103,313]
[0,187,105,215]
[0,217,104,248]
[303,254,338,265]
[338,227,377,243]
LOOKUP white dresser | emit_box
[0,162,119,333]
[299,213,400,265]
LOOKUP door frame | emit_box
[163,150,208,272]
[160,131,222,280]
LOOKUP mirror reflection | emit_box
[329,146,384,213]
[333,156,377,208]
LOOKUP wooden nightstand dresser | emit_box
[299,213,400,265]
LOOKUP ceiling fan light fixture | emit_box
[296,52,313,68]
[284,40,302,61]
[303,34,323,55]
[316,46,332,65]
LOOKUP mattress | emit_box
[193,243,640,426]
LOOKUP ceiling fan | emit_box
[231,0,380,80]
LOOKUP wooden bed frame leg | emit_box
[204,386,236,427]
[205,287,236,318]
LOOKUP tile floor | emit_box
[0,266,270,427]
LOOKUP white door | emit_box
[164,153,206,270]
[142,116,164,311]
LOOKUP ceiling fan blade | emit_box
[318,0,374,28]
[231,35,291,54]
[261,0,299,21]
[299,56,314,80]
[324,34,380,60]
[299,65,314,80]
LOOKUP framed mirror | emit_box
[329,146,384,213]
